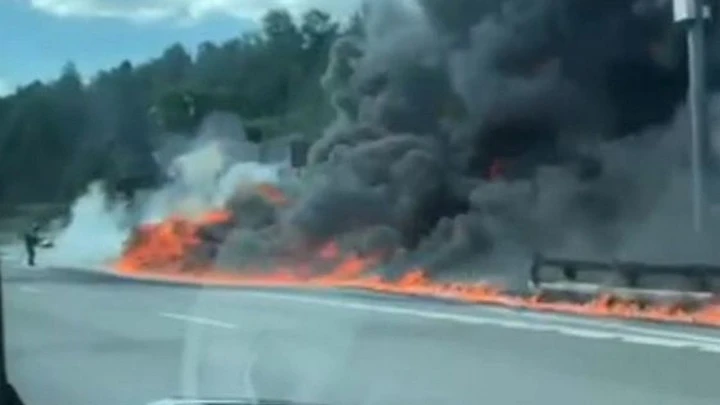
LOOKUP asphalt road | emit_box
[4,265,720,405]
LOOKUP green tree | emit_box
[301,9,338,52]
[0,6,344,203]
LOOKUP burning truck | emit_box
[104,0,720,324]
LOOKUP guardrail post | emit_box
[695,268,711,292]
[529,253,542,288]
[562,265,577,282]
[623,267,639,288]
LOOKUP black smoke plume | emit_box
[219,0,720,278]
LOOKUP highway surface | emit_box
[3,264,720,405]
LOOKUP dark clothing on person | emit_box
[23,228,40,266]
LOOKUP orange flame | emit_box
[255,183,289,206]
[114,211,720,328]
[115,209,230,273]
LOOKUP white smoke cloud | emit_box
[13,113,286,269]
[28,0,364,22]
[41,182,130,268]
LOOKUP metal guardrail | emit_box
[528,253,720,301]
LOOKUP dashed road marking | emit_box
[159,312,237,330]
[148,400,254,405]
[18,286,42,293]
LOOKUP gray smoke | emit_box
[216,0,720,280]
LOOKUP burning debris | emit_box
[116,210,233,273]
[115,205,720,327]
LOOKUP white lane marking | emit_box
[621,335,696,349]
[239,291,720,354]
[559,329,618,339]
[148,400,255,405]
[179,316,204,397]
[484,305,720,345]
[159,312,237,330]
[241,339,260,404]
[18,286,41,293]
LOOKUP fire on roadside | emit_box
[113,190,720,328]
[115,209,231,273]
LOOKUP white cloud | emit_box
[28,0,364,22]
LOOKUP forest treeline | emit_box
[0,8,359,204]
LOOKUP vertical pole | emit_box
[0,257,7,388]
[687,0,710,233]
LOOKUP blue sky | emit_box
[0,0,361,95]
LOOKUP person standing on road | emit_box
[23,223,41,267]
